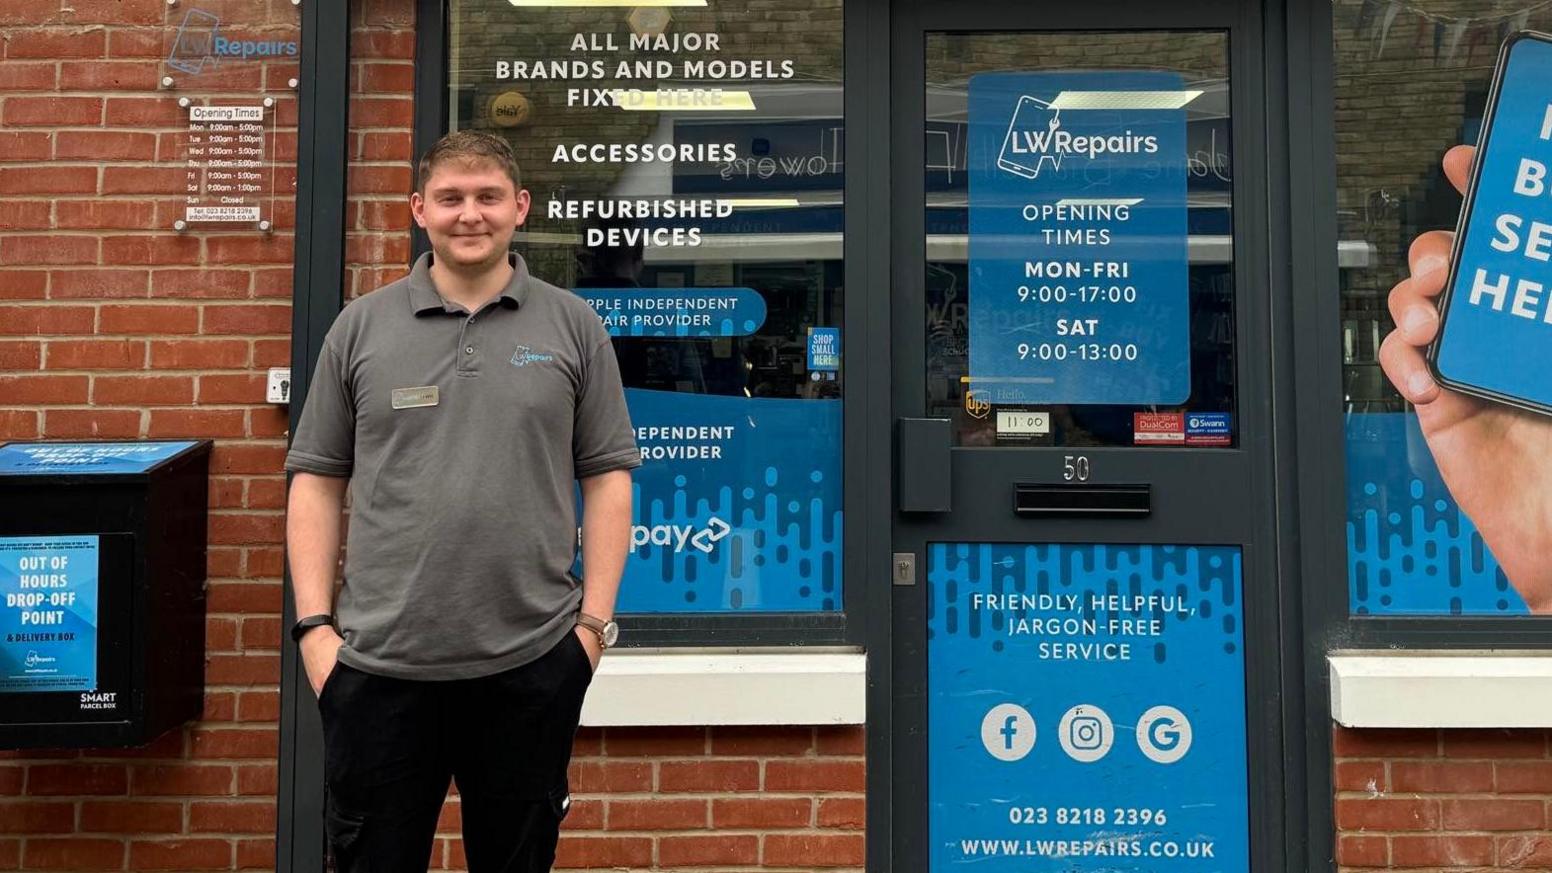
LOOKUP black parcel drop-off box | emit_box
[0,440,211,749]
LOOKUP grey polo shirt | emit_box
[285,252,639,680]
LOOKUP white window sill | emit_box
[580,648,866,727]
[1330,651,1552,728]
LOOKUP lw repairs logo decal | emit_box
[996,94,1160,180]
[510,345,556,367]
[167,9,299,76]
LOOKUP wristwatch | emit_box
[575,613,619,649]
[290,614,335,643]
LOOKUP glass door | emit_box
[887,1,1289,871]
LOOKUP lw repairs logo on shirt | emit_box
[509,345,555,368]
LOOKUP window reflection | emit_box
[449,1,844,401]
[448,0,845,613]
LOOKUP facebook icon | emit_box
[1001,715,1020,750]
[980,703,1036,761]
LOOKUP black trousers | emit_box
[318,631,593,873]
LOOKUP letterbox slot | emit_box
[1012,483,1151,517]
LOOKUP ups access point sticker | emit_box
[1134,412,1185,444]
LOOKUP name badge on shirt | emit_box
[391,386,439,409]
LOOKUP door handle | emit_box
[897,417,951,512]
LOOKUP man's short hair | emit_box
[417,130,523,193]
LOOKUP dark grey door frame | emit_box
[875,1,1316,872]
[1285,0,1339,868]
[277,0,351,870]
[412,0,447,263]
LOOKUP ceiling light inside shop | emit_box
[628,7,672,36]
[612,89,756,111]
[718,198,801,209]
[514,231,583,245]
[1047,90,1203,110]
[510,0,705,6]
[1055,198,1144,208]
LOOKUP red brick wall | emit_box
[0,0,306,868]
[0,2,866,872]
[488,726,862,871]
[1335,727,1552,871]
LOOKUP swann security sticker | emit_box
[390,386,439,409]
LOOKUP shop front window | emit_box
[1336,0,1552,615]
[448,0,844,614]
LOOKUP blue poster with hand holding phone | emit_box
[1433,34,1552,411]
[1350,34,1552,618]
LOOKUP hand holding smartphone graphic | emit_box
[1382,143,1552,612]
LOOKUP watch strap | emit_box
[291,613,335,643]
[576,612,614,648]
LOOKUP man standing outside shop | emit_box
[283,130,639,871]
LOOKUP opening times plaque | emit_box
[179,100,275,231]
[966,71,1192,406]
[159,0,297,233]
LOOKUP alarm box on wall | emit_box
[0,440,211,749]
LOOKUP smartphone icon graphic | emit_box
[997,95,1060,180]
[168,9,221,76]
[1430,32,1552,415]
